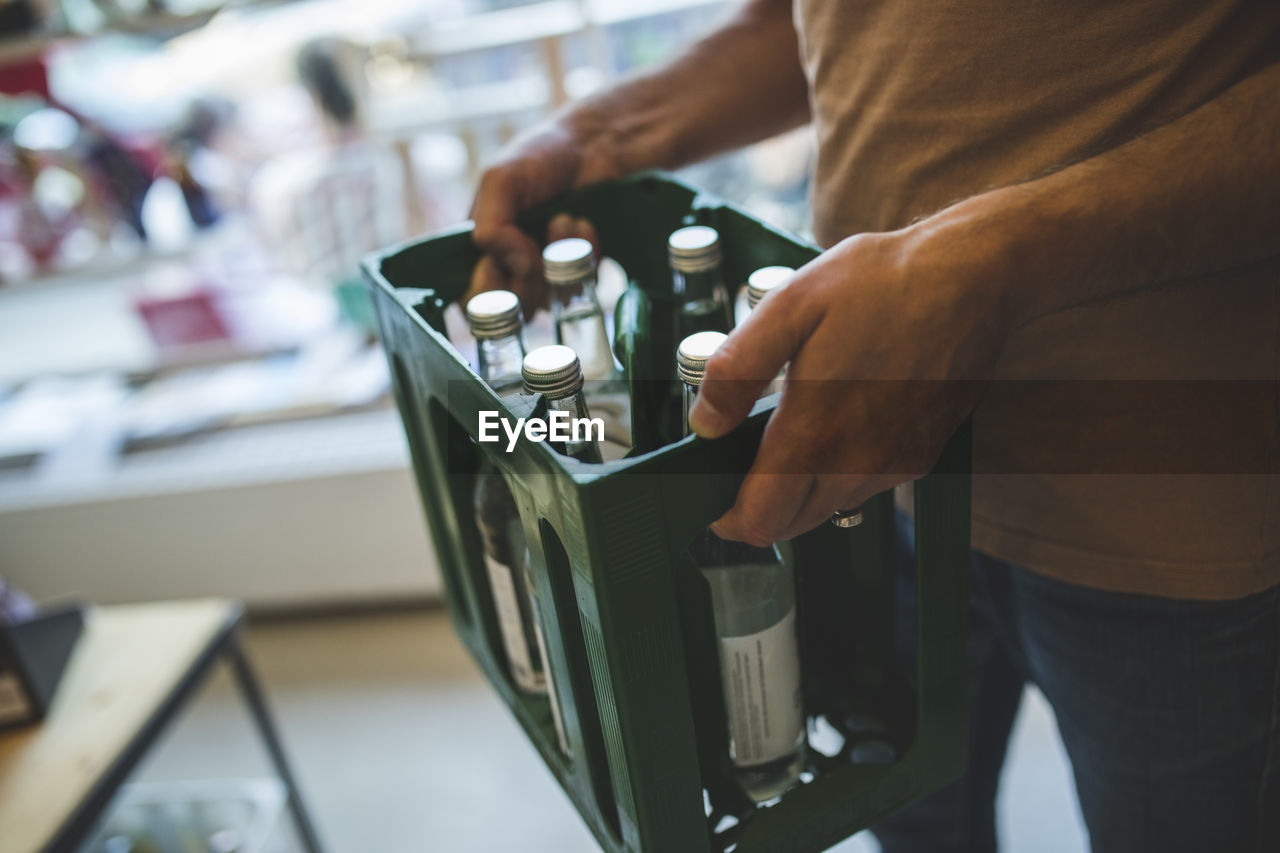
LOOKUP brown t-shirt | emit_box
[794,0,1280,599]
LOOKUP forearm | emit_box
[916,60,1280,328]
[564,0,809,176]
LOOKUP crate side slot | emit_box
[581,473,717,853]
[384,346,477,631]
[664,477,762,831]
[637,428,951,846]
[793,492,915,754]
[594,450,763,842]
[533,516,628,850]
[426,396,533,685]
[910,422,971,776]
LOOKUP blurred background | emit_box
[0,1,1084,851]
[0,0,812,608]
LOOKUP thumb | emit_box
[689,283,817,439]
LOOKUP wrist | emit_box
[558,100,626,185]
[894,196,1023,346]
[571,72,698,175]
[903,179,1071,332]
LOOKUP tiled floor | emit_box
[134,608,1087,852]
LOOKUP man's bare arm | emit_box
[469,0,807,300]
[579,0,810,174]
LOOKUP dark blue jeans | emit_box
[875,514,1280,853]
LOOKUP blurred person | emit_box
[59,111,156,242]
[467,1,1280,850]
[250,37,405,297]
[1,104,154,272]
[3,146,62,268]
[297,38,363,141]
[163,98,238,230]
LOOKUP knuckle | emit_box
[707,343,771,390]
[703,349,744,384]
[473,166,513,205]
[734,505,781,548]
[474,165,504,198]
[472,221,498,247]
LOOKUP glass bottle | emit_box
[677,331,806,802]
[670,225,733,340]
[522,343,606,756]
[466,290,546,696]
[542,238,631,457]
[745,265,793,314]
[522,344,604,464]
[744,265,794,395]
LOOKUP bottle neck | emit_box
[674,267,732,335]
[674,266,723,301]
[547,392,603,463]
[682,381,700,438]
[550,274,617,382]
[550,273,603,319]
[477,333,526,396]
[683,377,785,563]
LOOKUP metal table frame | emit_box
[44,604,325,853]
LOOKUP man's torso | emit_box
[794,0,1280,598]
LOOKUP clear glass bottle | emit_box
[521,343,606,757]
[677,331,806,802]
[745,265,794,314]
[543,238,630,457]
[744,265,794,395]
[466,290,546,696]
[522,344,605,464]
[670,225,733,340]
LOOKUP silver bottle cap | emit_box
[746,265,794,309]
[542,238,596,285]
[668,225,722,274]
[676,331,727,387]
[522,344,584,399]
[464,290,523,340]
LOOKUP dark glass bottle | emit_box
[670,225,733,340]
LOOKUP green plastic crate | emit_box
[364,173,970,853]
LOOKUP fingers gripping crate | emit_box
[364,173,971,853]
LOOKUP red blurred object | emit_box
[0,53,50,99]
[134,288,233,349]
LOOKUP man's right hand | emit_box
[467,116,621,313]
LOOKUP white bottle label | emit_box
[485,554,536,688]
[719,607,804,767]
